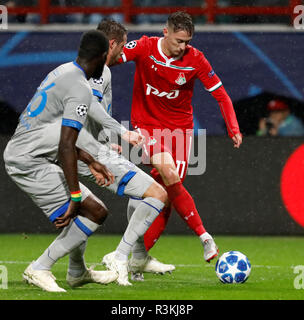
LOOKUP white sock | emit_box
[33,216,99,270]
[115,197,164,261]
[68,240,87,277]
[132,236,148,261]
[127,198,148,260]
[199,232,212,244]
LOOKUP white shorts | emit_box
[5,162,92,222]
[77,146,154,198]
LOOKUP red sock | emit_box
[144,205,172,251]
[166,181,206,236]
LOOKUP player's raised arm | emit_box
[197,53,242,148]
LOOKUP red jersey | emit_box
[121,36,240,137]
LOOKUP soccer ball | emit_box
[215,251,251,284]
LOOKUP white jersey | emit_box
[4,61,92,169]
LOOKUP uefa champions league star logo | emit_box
[293,5,304,30]
[0,5,8,30]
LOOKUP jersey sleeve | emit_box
[211,85,240,137]
[62,82,92,131]
[196,52,223,93]
[196,52,240,137]
[89,97,127,137]
[120,35,150,63]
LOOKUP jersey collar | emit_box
[157,37,183,66]
[73,60,87,77]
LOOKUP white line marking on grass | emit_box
[0,260,294,269]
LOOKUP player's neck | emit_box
[161,38,173,58]
[75,58,92,79]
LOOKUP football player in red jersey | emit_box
[118,11,242,278]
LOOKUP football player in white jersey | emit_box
[4,31,121,292]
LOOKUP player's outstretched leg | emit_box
[102,182,167,286]
[127,199,175,281]
[65,195,118,288]
[166,181,218,262]
[23,217,91,293]
[25,195,117,292]
[151,152,219,263]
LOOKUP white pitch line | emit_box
[0,260,295,269]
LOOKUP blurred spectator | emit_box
[256,99,304,136]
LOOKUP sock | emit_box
[199,232,213,245]
[68,240,87,277]
[166,181,206,236]
[32,216,99,271]
[144,205,172,251]
[116,197,164,261]
[132,236,148,260]
[127,198,148,260]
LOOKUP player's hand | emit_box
[111,143,122,154]
[54,201,80,229]
[122,130,145,147]
[232,133,243,149]
[88,161,115,187]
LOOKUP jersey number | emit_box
[176,160,186,179]
[26,82,55,117]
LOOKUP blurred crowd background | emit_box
[1,0,295,25]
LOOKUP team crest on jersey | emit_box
[125,40,137,49]
[175,73,186,85]
[147,136,157,146]
[76,104,88,117]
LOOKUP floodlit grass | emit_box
[0,234,303,300]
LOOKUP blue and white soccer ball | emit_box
[215,251,251,284]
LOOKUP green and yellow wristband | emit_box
[71,190,82,202]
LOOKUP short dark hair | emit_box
[78,30,109,61]
[97,19,127,44]
[167,11,194,37]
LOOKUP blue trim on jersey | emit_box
[107,103,111,114]
[49,200,70,223]
[117,171,137,196]
[73,217,93,236]
[62,118,83,131]
[73,60,86,77]
[92,89,103,102]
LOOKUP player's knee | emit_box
[80,195,108,225]
[159,166,180,185]
[94,203,108,225]
[144,182,168,205]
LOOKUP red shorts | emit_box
[136,127,193,182]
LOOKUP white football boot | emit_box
[102,251,132,286]
[23,262,66,292]
[66,268,118,288]
[129,255,175,281]
[203,238,219,262]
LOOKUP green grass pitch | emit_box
[0,234,303,300]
